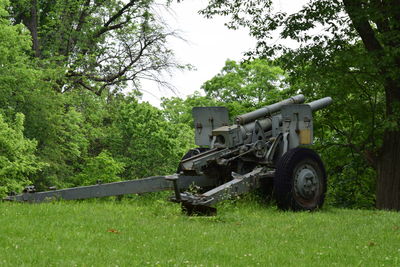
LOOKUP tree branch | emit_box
[93,19,130,38]
[104,0,138,27]
[76,0,92,32]
[92,0,140,39]
[343,0,384,54]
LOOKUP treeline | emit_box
[2,0,396,209]
[0,0,193,195]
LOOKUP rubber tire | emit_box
[273,147,327,211]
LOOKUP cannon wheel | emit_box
[273,147,326,211]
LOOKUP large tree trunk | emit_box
[344,0,400,210]
[21,0,40,57]
[376,130,400,210]
[29,0,40,57]
[376,79,400,210]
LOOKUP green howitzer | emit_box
[5,94,332,215]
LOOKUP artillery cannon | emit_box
[5,94,332,215]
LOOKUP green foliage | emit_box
[8,0,184,95]
[322,146,376,208]
[0,113,44,196]
[161,91,219,127]
[73,151,124,185]
[0,0,53,194]
[0,0,30,59]
[110,97,194,178]
[1,83,91,190]
[202,59,286,105]
[0,0,198,195]
[293,43,385,208]
[161,59,291,130]
[0,0,43,120]
[35,104,90,188]
[202,59,292,118]
[0,0,197,194]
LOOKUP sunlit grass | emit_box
[0,195,399,266]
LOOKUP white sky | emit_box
[139,0,308,107]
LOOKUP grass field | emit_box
[1,195,399,266]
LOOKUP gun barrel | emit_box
[307,97,333,111]
[235,94,305,125]
[241,96,333,136]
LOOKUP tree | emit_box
[202,59,286,105]
[161,91,220,127]
[292,43,384,208]
[107,96,194,179]
[0,113,44,197]
[0,0,59,191]
[72,151,125,186]
[8,0,183,95]
[201,0,400,210]
[0,0,199,194]
[162,59,291,130]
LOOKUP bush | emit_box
[72,151,125,186]
[0,113,45,196]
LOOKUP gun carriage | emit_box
[5,95,332,215]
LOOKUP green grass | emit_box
[0,195,399,266]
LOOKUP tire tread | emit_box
[273,147,327,211]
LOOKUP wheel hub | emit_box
[294,164,319,199]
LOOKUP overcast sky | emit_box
[139,0,307,107]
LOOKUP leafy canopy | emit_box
[9,0,185,95]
